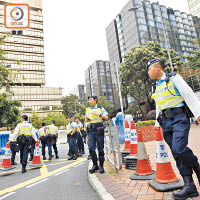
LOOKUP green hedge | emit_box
[136,120,156,127]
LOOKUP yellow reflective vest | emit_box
[47,125,58,135]
[152,78,184,111]
[66,123,73,134]
[39,127,46,136]
[18,122,32,136]
[86,106,103,124]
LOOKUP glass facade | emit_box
[0,0,62,116]
[85,61,114,106]
[188,0,200,18]
[106,0,200,110]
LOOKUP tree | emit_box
[29,112,42,129]
[97,96,113,116]
[62,94,85,116]
[186,39,200,69]
[120,41,183,119]
[43,112,66,127]
[0,33,21,128]
[0,93,21,128]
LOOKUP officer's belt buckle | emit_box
[163,109,173,118]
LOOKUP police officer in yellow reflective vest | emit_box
[10,115,38,173]
[38,122,47,160]
[66,115,78,160]
[86,96,108,174]
[148,58,200,199]
[47,120,59,160]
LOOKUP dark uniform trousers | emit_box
[47,135,58,156]
[88,129,104,165]
[68,134,78,155]
[161,111,198,176]
[19,140,30,166]
[77,133,84,152]
[10,142,16,163]
[30,139,35,158]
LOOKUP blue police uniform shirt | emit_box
[156,73,184,108]
[85,105,108,119]
[76,121,83,129]
[70,121,77,130]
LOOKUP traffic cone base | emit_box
[0,143,16,171]
[131,171,155,180]
[121,150,130,164]
[148,179,184,192]
[125,155,137,170]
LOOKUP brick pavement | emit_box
[96,124,200,200]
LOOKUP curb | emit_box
[88,161,115,200]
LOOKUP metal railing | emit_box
[104,120,122,173]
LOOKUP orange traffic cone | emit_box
[148,127,184,191]
[121,120,130,164]
[124,121,137,170]
[0,143,15,171]
[130,121,137,156]
[130,127,155,180]
[124,120,131,150]
[29,141,43,168]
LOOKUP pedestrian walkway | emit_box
[89,124,200,200]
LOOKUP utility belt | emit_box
[17,134,32,145]
[158,103,193,124]
[87,122,104,135]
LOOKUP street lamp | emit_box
[128,2,174,72]
[114,62,125,127]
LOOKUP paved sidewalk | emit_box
[89,124,200,200]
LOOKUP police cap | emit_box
[41,122,46,126]
[147,58,165,69]
[88,96,98,100]
[66,115,71,119]
[10,127,15,130]
[51,120,55,124]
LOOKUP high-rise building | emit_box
[106,0,200,109]
[188,0,200,18]
[85,60,114,106]
[68,84,86,105]
[0,0,62,117]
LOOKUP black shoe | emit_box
[48,155,53,160]
[22,165,27,173]
[73,154,78,160]
[173,176,199,200]
[43,156,46,160]
[68,155,74,160]
[89,165,99,174]
[11,162,17,165]
[87,155,91,160]
[193,162,200,186]
[99,166,105,174]
[29,156,33,161]
[56,155,59,159]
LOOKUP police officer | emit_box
[38,122,47,160]
[86,96,108,174]
[47,120,59,160]
[81,112,91,160]
[75,117,85,154]
[66,115,78,160]
[147,58,200,199]
[81,113,87,144]
[9,127,17,165]
[10,115,38,173]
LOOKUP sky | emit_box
[43,0,190,96]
